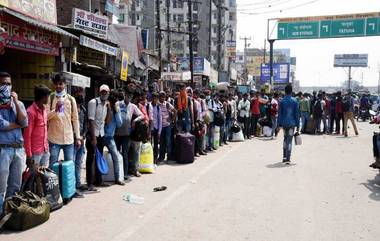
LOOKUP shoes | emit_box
[96,183,111,187]
[115,180,126,186]
[87,185,98,192]
[212,147,217,151]
[199,151,207,155]
[73,190,84,198]
[224,142,228,145]
[77,184,88,191]
[133,172,142,177]
[195,154,200,157]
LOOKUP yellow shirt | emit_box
[47,94,80,145]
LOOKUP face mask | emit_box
[56,89,66,97]
[206,96,210,100]
[100,93,109,101]
[0,85,11,105]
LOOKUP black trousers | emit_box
[242,117,250,138]
[335,112,345,134]
[329,112,336,133]
[250,114,260,136]
[152,129,159,161]
[86,136,105,186]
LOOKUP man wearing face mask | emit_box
[72,87,87,195]
[86,85,111,191]
[47,74,80,167]
[0,72,28,213]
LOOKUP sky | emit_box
[236,0,380,87]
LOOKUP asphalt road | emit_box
[2,122,380,241]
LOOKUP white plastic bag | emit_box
[295,133,302,146]
[263,126,272,137]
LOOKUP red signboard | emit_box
[0,13,59,55]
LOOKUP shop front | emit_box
[0,7,76,103]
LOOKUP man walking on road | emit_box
[278,84,300,163]
[343,91,359,137]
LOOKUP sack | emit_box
[232,130,244,142]
[52,161,76,202]
[96,148,109,175]
[175,133,195,164]
[214,111,225,127]
[39,168,63,211]
[213,126,220,150]
[294,133,302,145]
[103,151,124,182]
[139,143,155,173]
[263,126,272,137]
[203,112,211,125]
[0,191,50,231]
[130,120,149,142]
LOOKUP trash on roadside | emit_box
[123,193,144,205]
[189,180,197,184]
[153,186,167,192]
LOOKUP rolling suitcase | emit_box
[175,133,195,164]
[305,118,316,134]
[53,161,75,204]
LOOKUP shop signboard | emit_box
[120,51,129,81]
[77,47,106,67]
[260,63,290,84]
[0,14,59,55]
[0,0,57,24]
[226,40,236,58]
[161,71,191,81]
[177,57,211,76]
[79,35,118,56]
[73,8,108,39]
[334,54,368,67]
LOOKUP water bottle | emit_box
[123,193,144,205]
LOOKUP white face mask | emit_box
[206,96,211,100]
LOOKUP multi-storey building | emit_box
[122,0,237,75]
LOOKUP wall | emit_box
[56,0,101,25]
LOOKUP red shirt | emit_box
[23,102,48,157]
[336,100,343,113]
[251,98,260,115]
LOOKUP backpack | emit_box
[342,99,351,112]
[49,92,75,113]
[130,119,149,142]
[313,100,323,117]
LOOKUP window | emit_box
[136,0,140,7]
[193,13,198,21]
[177,14,184,22]
[137,14,140,21]
[229,0,236,8]
[213,12,217,19]
[119,14,125,23]
[173,0,183,8]
[193,3,199,11]
[213,27,217,34]
[229,13,235,21]
[173,14,177,22]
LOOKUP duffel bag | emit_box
[39,168,63,211]
[0,191,50,231]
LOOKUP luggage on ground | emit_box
[263,126,272,137]
[39,168,63,211]
[0,191,50,231]
[175,133,195,164]
[213,126,220,149]
[139,143,155,173]
[232,130,244,142]
[294,133,302,145]
[102,151,124,182]
[305,118,316,134]
[52,161,76,203]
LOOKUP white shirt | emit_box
[238,99,250,118]
[88,98,108,137]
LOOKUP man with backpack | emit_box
[151,92,162,162]
[313,93,324,134]
[47,74,80,167]
[0,72,28,213]
[86,85,111,191]
[158,91,176,162]
[343,92,359,137]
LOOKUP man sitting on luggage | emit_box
[0,72,28,213]
[86,85,111,191]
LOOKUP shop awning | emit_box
[61,71,91,88]
[0,8,78,39]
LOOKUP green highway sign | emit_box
[277,12,380,40]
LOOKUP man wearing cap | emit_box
[47,74,81,167]
[86,84,111,191]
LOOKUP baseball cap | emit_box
[99,84,110,92]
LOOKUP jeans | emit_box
[251,114,260,136]
[177,110,191,133]
[49,142,74,168]
[130,141,142,174]
[283,127,295,161]
[104,136,121,181]
[0,147,26,212]
[271,116,278,136]
[322,114,329,133]
[85,136,105,186]
[73,144,85,188]
[224,117,232,142]
[115,136,131,178]
[301,112,310,132]
[207,123,215,149]
[329,112,336,133]
[159,126,172,161]
[32,151,50,168]
[151,129,160,161]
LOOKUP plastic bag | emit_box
[139,143,155,173]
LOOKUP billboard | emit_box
[261,63,290,84]
[73,8,108,39]
[334,54,368,67]
[0,0,57,24]
[177,57,211,76]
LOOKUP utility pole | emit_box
[269,39,275,86]
[188,0,194,88]
[348,66,352,91]
[240,36,251,83]
[166,0,171,64]
[378,63,380,95]
[208,0,213,61]
[156,0,162,75]
[216,0,222,72]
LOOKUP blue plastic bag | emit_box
[96,148,109,175]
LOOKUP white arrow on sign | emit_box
[279,27,285,35]
[369,23,376,31]
[322,25,329,32]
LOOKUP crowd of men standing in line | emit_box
[0,69,364,213]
